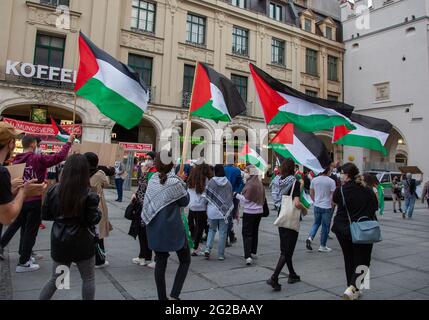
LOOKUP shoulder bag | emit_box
[340,187,382,244]
[273,180,301,231]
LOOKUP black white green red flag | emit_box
[50,117,79,143]
[75,32,149,130]
[239,143,268,173]
[190,63,246,122]
[333,113,392,155]
[249,63,355,132]
[269,123,332,174]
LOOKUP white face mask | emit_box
[244,172,251,181]
[340,173,348,184]
[35,147,42,155]
[144,160,154,167]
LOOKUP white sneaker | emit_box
[95,261,109,269]
[16,261,40,273]
[318,246,332,253]
[132,257,146,265]
[146,261,156,269]
[246,258,253,265]
[343,286,360,300]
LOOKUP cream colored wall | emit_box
[0,0,344,139]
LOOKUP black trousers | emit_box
[227,198,240,241]
[0,200,42,264]
[138,226,152,260]
[154,246,191,300]
[188,210,207,250]
[336,235,373,289]
[242,213,262,259]
[272,228,299,280]
[95,238,105,266]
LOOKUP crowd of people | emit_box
[1,122,429,301]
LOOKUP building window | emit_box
[305,89,318,97]
[305,48,318,76]
[128,54,153,87]
[131,1,156,33]
[327,95,338,101]
[231,74,248,103]
[269,3,282,21]
[40,0,70,6]
[182,65,195,107]
[328,55,338,81]
[326,26,333,40]
[232,26,249,56]
[186,14,206,45]
[34,33,65,70]
[231,0,246,8]
[271,38,285,66]
[304,18,312,32]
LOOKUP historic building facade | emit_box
[0,0,344,168]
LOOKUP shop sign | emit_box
[5,60,76,83]
[3,117,82,136]
[119,142,153,152]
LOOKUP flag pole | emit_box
[179,62,199,176]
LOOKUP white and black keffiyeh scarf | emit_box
[204,178,234,221]
[142,172,188,225]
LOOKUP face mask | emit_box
[340,173,347,184]
[244,172,251,181]
[144,160,154,167]
[35,147,42,155]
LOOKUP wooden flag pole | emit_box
[179,62,199,176]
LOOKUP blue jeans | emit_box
[308,207,333,247]
[115,178,124,201]
[405,196,417,217]
[206,219,228,258]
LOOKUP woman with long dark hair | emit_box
[39,154,101,300]
[267,158,308,291]
[187,163,212,256]
[332,163,378,300]
[142,152,190,300]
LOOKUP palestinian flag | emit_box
[300,190,313,209]
[75,32,149,130]
[333,113,393,156]
[50,117,78,143]
[190,63,246,122]
[249,63,355,132]
[269,123,332,174]
[239,143,268,173]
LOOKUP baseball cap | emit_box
[0,122,24,147]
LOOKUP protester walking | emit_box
[402,173,421,219]
[187,163,212,256]
[267,159,308,291]
[0,134,74,272]
[204,165,234,261]
[224,164,243,246]
[84,152,113,269]
[235,165,265,265]
[114,160,125,202]
[332,163,378,300]
[392,176,403,213]
[129,152,157,268]
[306,167,336,253]
[39,154,101,300]
[142,152,190,301]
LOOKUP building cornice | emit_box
[26,1,82,17]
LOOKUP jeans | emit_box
[138,226,152,260]
[404,196,417,218]
[154,246,191,300]
[206,218,228,258]
[308,207,333,247]
[39,257,95,300]
[115,178,124,201]
[336,235,373,290]
[0,200,42,264]
[272,228,299,281]
[242,213,262,259]
[188,210,207,250]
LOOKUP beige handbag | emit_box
[273,180,301,232]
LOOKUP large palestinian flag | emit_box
[269,123,332,174]
[190,63,246,122]
[333,113,392,155]
[75,32,149,130]
[249,63,355,132]
[239,143,268,173]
